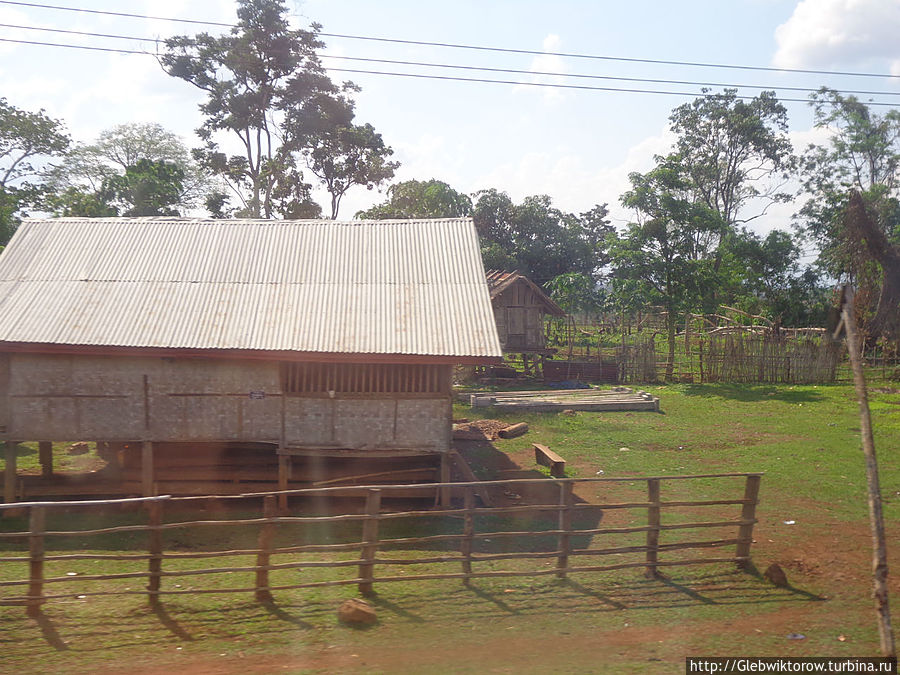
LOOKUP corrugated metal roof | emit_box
[0,217,502,359]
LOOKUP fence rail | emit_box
[0,474,762,616]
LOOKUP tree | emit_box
[304,123,397,218]
[162,0,395,219]
[0,98,69,243]
[356,179,472,219]
[46,123,207,217]
[669,89,793,271]
[100,159,186,217]
[611,156,725,379]
[798,88,900,340]
[472,189,611,284]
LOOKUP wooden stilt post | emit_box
[439,452,451,508]
[461,487,475,585]
[256,495,277,602]
[645,479,662,578]
[358,488,382,596]
[141,441,155,497]
[147,499,162,606]
[4,441,16,503]
[38,442,52,479]
[556,481,574,579]
[839,286,896,657]
[277,454,290,512]
[27,505,45,618]
[735,475,761,569]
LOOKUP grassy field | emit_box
[0,380,898,674]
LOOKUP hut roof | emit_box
[485,270,566,316]
[0,217,501,362]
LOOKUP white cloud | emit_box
[513,34,569,103]
[473,125,674,223]
[773,0,900,70]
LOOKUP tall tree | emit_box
[356,178,473,219]
[611,156,725,379]
[0,98,69,243]
[162,0,395,219]
[669,89,793,271]
[100,159,186,217]
[798,88,900,340]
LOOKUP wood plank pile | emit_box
[469,387,660,412]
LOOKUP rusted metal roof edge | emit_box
[0,342,503,365]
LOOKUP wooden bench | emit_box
[533,443,566,478]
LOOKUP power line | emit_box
[323,67,900,107]
[319,55,900,99]
[3,0,900,82]
[3,33,900,106]
[5,21,900,99]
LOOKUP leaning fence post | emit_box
[27,505,46,618]
[147,499,162,606]
[358,489,382,596]
[735,475,761,570]
[556,481,574,579]
[460,487,475,585]
[256,495,277,602]
[645,479,661,579]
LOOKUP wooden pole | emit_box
[461,487,475,585]
[27,505,46,618]
[439,453,451,508]
[358,488,382,596]
[556,482,574,579]
[255,495,277,602]
[141,441,155,497]
[840,287,896,657]
[735,475,761,569]
[645,479,661,578]
[147,500,162,606]
[38,442,52,479]
[4,441,16,503]
[277,455,290,512]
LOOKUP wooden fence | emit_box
[0,474,761,616]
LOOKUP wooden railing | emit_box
[0,473,761,616]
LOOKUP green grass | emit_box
[0,380,898,673]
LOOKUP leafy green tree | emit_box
[304,123,397,219]
[0,98,69,243]
[545,272,606,316]
[669,89,793,272]
[47,123,208,216]
[162,0,395,219]
[101,159,186,216]
[472,189,611,284]
[797,88,900,339]
[611,156,725,379]
[721,228,828,326]
[356,179,473,219]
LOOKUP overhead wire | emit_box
[2,0,900,82]
[4,21,900,100]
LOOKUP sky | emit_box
[2,0,900,244]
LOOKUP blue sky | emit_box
[2,0,899,236]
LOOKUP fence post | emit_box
[358,488,382,596]
[735,475,761,570]
[27,505,46,618]
[645,479,661,579]
[256,495,277,602]
[147,499,162,606]
[460,487,474,585]
[556,481,574,579]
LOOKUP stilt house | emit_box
[0,217,501,499]
[486,270,565,354]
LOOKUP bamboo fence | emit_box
[0,474,761,616]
